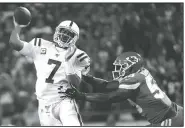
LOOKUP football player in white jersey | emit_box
[9,17,90,126]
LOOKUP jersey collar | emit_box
[54,44,68,53]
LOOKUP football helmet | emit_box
[53,20,79,48]
[112,52,144,80]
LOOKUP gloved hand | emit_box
[61,86,85,100]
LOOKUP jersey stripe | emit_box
[72,100,83,126]
[38,38,41,46]
[69,21,73,27]
[127,99,137,106]
[79,56,88,62]
[165,119,168,126]
[77,53,85,58]
[119,82,140,89]
[161,121,165,126]
[34,38,37,46]
[66,47,77,60]
[169,119,171,126]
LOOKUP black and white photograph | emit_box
[0,2,184,126]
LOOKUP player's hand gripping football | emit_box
[13,7,31,28]
[63,86,85,100]
[13,16,29,28]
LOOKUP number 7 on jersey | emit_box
[45,59,61,84]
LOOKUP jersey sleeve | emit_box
[64,49,91,79]
[119,73,145,90]
[75,51,91,75]
[19,38,40,59]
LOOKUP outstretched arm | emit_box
[9,19,24,51]
[82,74,119,92]
[81,74,143,102]
[65,75,143,103]
[10,17,35,58]
[82,74,108,86]
[83,89,133,103]
[68,87,134,103]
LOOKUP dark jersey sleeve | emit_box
[83,88,134,103]
[82,74,119,92]
[67,74,81,89]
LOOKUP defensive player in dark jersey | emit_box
[64,52,183,126]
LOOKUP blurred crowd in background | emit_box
[0,3,183,126]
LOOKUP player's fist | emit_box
[14,7,31,27]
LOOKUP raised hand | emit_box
[13,16,29,28]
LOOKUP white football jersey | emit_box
[19,38,90,105]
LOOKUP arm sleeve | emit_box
[82,75,108,87]
[75,52,91,76]
[83,88,133,103]
[82,75,119,92]
[65,51,91,78]
[65,50,91,88]
[19,38,36,59]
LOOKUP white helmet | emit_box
[53,20,79,48]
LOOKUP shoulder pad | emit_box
[32,38,52,47]
[75,49,90,67]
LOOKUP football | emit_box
[14,7,31,26]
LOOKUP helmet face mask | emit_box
[112,60,130,80]
[112,63,122,80]
[53,20,79,48]
[112,52,143,80]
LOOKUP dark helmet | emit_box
[112,52,144,80]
